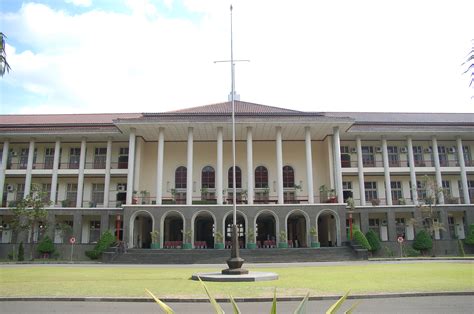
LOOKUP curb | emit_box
[1,291,473,303]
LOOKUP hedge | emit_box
[353,229,371,251]
[365,230,381,252]
[85,230,116,260]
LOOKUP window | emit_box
[284,191,296,203]
[342,181,353,202]
[391,181,403,204]
[66,184,77,207]
[201,166,215,189]
[228,166,242,188]
[19,148,29,169]
[437,146,448,167]
[283,166,294,188]
[416,180,427,201]
[44,148,55,169]
[91,184,104,205]
[463,146,472,166]
[118,147,129,169]
[255,166,268,189]
[340,146,351,168]
[361,146,375,167]
[395,218,406,238]
[458,180,474,204]
[69,148,80,169]
[16,183,25,201]
[175,166,187,189]
[442,180,451,195]
[412,146,424,166]
[89,220,101,243]
[94,147,106,169]
[387,146,400,167]
[368,218,380,234]
[364,182,377,201]
[41,183,52,204]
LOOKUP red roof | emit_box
[166,101,302,114]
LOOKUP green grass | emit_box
[0,263,473,298]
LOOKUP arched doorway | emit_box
[256,211,277,247]
[224,212,246,248]
[287,211,308,248]
[317,210,339,247]
[131,211,153,248]
[194,211,215,249]
[163,211,184,245]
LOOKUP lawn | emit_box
[0,262,473,298]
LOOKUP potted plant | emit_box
[398,198,406,205]
[214,231,224,249]
[246,228,256,249]
[319,185,337,203]
[132,190,138,204]
[310,226,320,248]
[181,229,193,249]
[371,198,380,206]
[150,230,160,249]
[61,199,69,207]
[278,230,288,248]
[140,190,149,204]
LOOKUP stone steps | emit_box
[106,246,363,264]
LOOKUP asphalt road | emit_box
[2,296,473,314]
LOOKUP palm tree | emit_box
[462,39,474,90]
[0,32,11,77]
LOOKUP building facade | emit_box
[0,101,473,257]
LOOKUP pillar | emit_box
[24,139,35,197]
[186,127,193,205]
[407,137,418,205]
[126,129,136,205]
[216,127,223,205]
[305,127,314,204]
[431,136,444,204]
[387,210,396,241]
[356,137,366,206]
[50,139,61,205]
[382,137,392,205]
[276,126,284,204]
[76,138,86,208]
[104,138,112,207]
[333,127,343,203]
[246,127,254,205]
[156,128,165,205]
[457,137,470,204]
[0,140,9,206]
[360,211,369,234]
[72,212,82,241]
[100,213,110,235]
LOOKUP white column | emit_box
[356,137,366,206]
[382,137,392,205]
[431,136,444,204]
[276,126,284,204]
[24,139,35,197]
[76,138,86,208]
[333,127,343,203]
[305,127,314,204]
[457,137,470,204]
[246,127,254,205]
[104,138,112,207]
[328,136,335,190]
[407,137,418,205]
[50,139,61,204]
[186,127,194,205]
[156,128,165,205]
[0,140,9,205]
[126,129,136,205]
[216,127,223,205]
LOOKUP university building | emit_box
[0,101,473,258]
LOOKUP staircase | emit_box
[104,246,364,264]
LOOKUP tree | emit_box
[464,224,474,246]
[0,32,11,77]
[10,184,52,260]
[365,230,381,252]
[353,229,371,251]
[413,230,433,255]
[462,39,474,97]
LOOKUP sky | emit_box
[0,0,473,114]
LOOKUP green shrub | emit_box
[457,239,465,257]
[404,246,421,257]
[413,230,432,254]
[85,230,116,260]
[383,245,395,257]
[18,242,24,261]
[353,229,371,251]
[365,230,381,252]
[464,224,474,245]
[37,236,55,254]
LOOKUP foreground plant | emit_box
[146,278,359,313]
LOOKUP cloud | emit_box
[65,0,92,7]
[1,0,473,114]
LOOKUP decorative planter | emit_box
[246,242,257,249]
[214,243,225,249]
[311,242,320,248]
[278,242,288,248]
[182,243,192,250]
[150,242,160,249]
